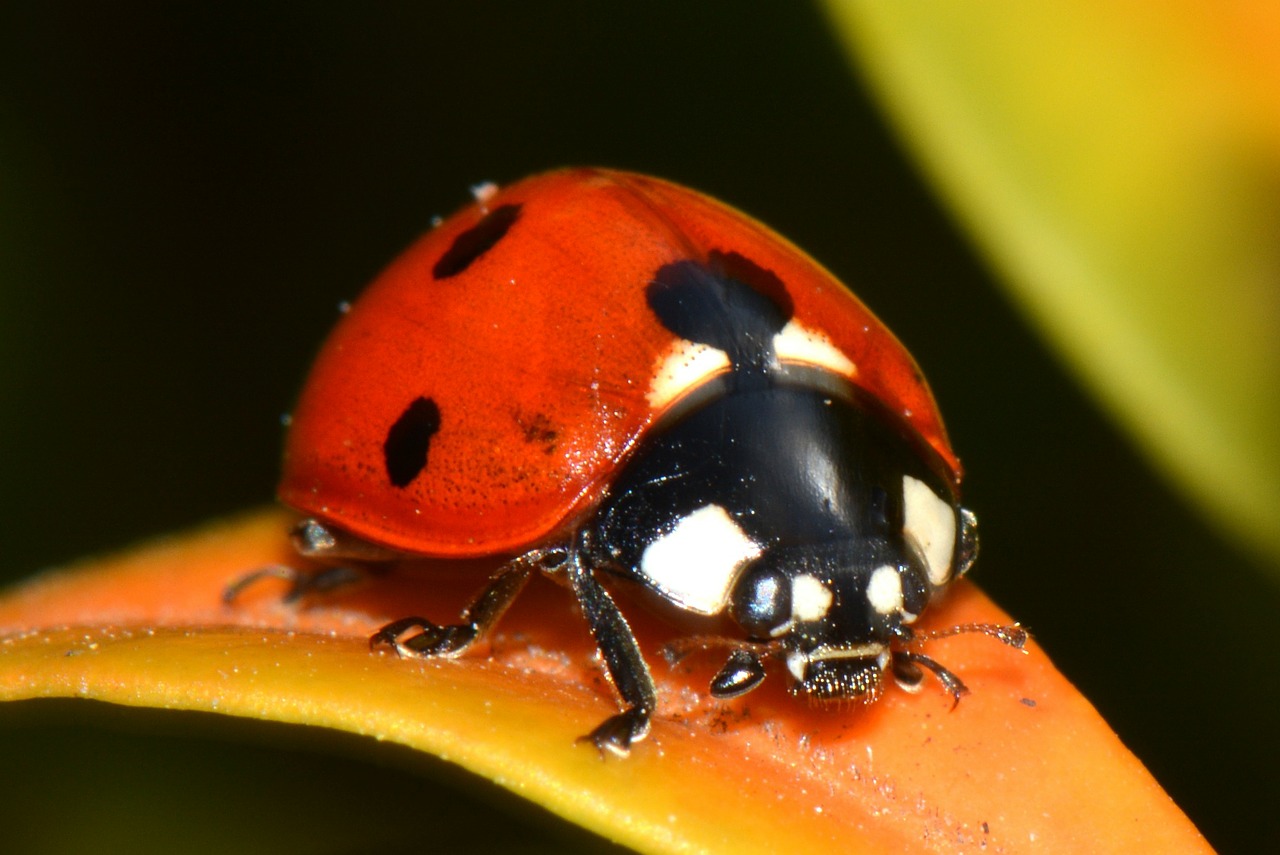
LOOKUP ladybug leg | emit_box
[370,556,536,658]
[222,564,366,605]
[891,650,970,709]
[565,556,656,757]
[224,518,402,605]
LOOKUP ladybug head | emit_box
[690,517,1016,706]
[724,539,932,704]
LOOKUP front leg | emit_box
[565,556,656,757]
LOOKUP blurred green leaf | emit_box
[823,1,1280,569]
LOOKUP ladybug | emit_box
[249,168,1024,756]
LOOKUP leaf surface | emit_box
[0,510,1210,853]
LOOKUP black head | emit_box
[726,535,948,704]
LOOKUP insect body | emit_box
[267,169,1024,755]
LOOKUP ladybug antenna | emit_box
[908,622,1029,651]
[887,624,1027,709]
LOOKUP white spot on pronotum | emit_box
[640,504,761,615]
[866,565,904,615]
[649,320,856,411]
[646,339,731,410]
[773,320,856,377]
[902,475,957,586]
[791,574,834,622]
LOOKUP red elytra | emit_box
[279,168,956,557]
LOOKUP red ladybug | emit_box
[255,168,1023,755]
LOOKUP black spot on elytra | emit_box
[432,204,521,279]
[384,397,441,488]
[708,250,793,318]
[646,250,793,374]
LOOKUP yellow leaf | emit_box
[0,510,1210,853]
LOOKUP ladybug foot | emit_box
[369,617,477,658]
[892,650,971,710]
[578,707,652,757]
[222,564,364,605]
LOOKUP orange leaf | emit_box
[0,509,1210,853]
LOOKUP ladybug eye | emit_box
[730,561,791,638]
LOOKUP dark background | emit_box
[1,3,1275,852]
